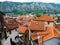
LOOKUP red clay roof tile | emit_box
[18,26,28,33]
[35,15,55,22]
[29,21,45,31]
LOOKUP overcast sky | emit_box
[0,0,60,4]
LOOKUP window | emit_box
[48,22,49,24]
[0,33,2,38]
[36,22,39,25]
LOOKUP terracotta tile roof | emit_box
[53,27,60,37]
[31,31,49,41]
[5,18,19,30]
[31,26,60,42]
[37,31,49,35]
[31,34,37,40]
[55,24,60,30]
[18,26,28,34]
[38,27,54,42]
[29,21,45,31]
[31,27,50,41]
[17,15,36,23]
[34,15,55,22]
[38,33,52,42]
[16,19,24,25]
[38,27,60,42]
[17,20,45,34]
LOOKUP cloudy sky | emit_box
[0,0,60,4]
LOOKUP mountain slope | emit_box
[0,1,60,14]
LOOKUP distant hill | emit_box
[0,1,60,15]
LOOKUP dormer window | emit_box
[36,22,39,25]
[48,22,49,24]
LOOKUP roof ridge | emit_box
[50,27,54,37]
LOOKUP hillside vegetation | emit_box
[0,1,60,15]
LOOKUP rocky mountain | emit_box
[0,1,60,15]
